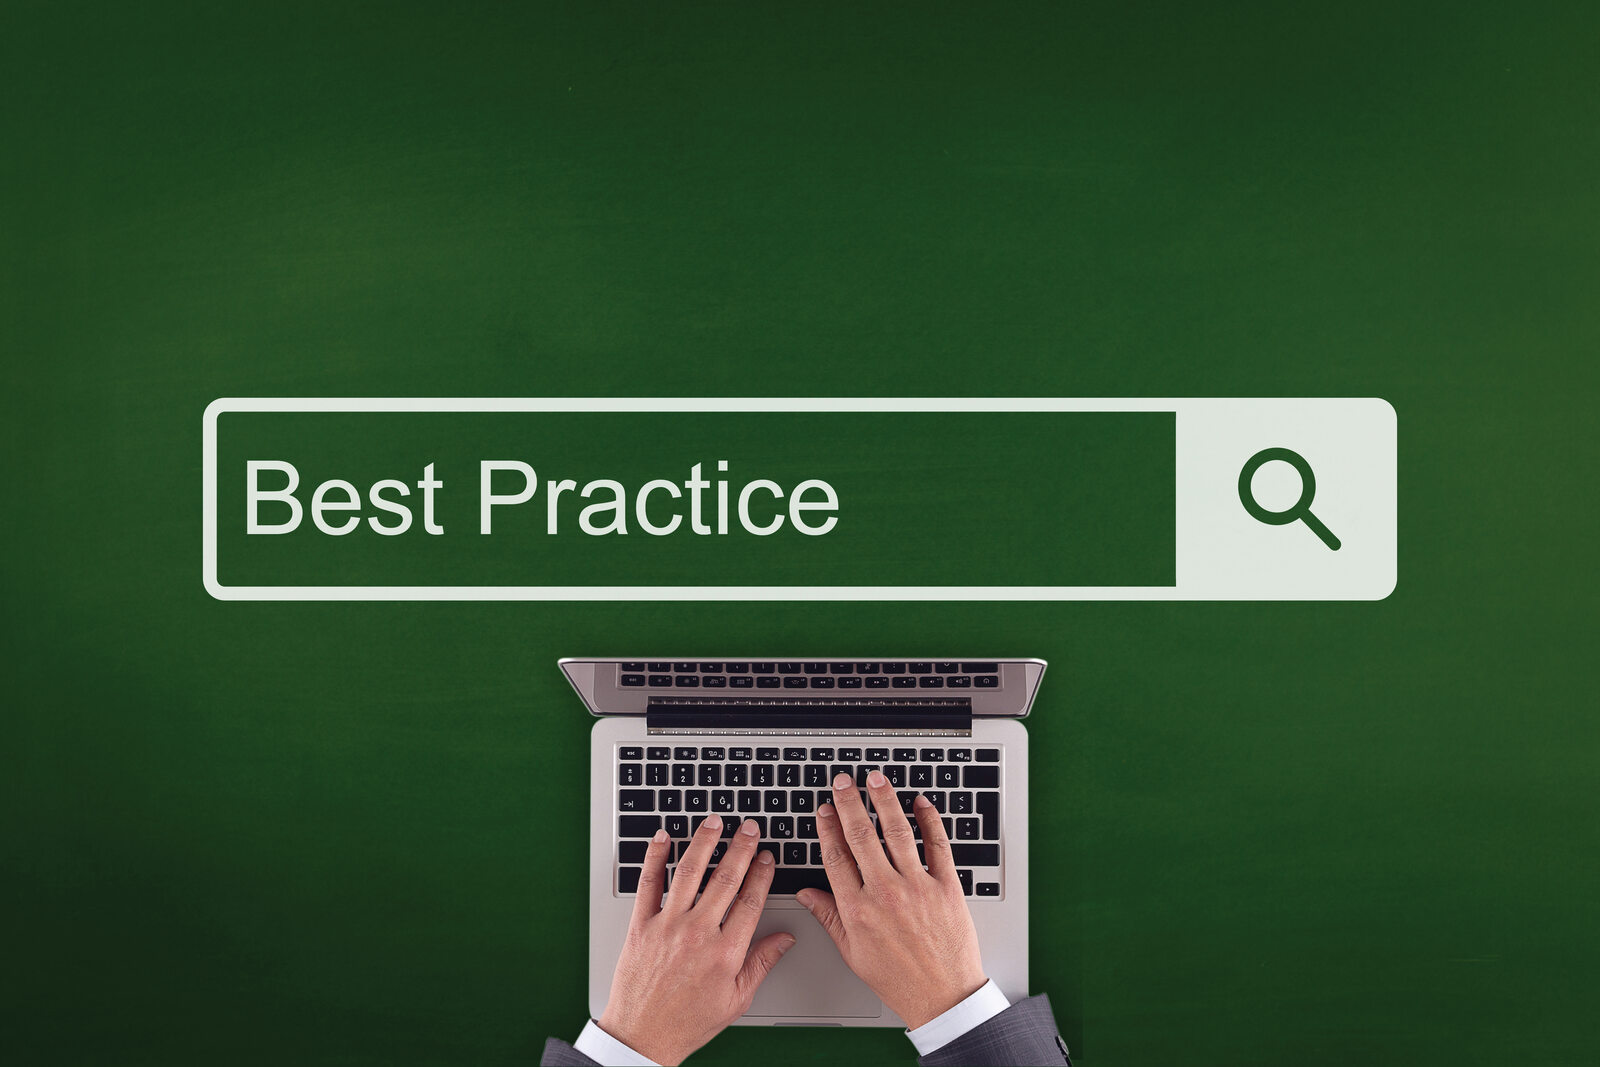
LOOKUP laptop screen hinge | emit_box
[645,698,973,736]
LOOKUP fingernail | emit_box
[867,770,886,787]
[653,829,668,842]
[913,794,931,810]
[741,818,760,836]
[818,803,835,817]
[779,935,797,950]
[833,773,851,789]
[757,850,775,864]
[705,815,722,831]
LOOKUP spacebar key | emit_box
[769,869,832,894]
[949,843,999,867]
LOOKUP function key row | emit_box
[620,746,999,763]
[621,673,999,689]
[620,661,1000,675]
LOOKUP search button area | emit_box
[1239,447,1341,550]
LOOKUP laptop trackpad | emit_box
[744,908,882,1019]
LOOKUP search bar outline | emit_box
[202,397,1396,602]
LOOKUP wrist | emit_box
[898,971,990,1030]
[595,1010,682,1067]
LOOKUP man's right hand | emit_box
[796,771,990,1029]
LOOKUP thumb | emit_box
[796,888,849,949]
[736,932,796,997]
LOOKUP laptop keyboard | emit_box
[614,741,1004,899]
[616,661,1003,691]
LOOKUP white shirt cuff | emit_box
[905,979,1012,1056]
[573,1020,661,1067]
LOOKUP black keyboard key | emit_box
[672,765,695,786]
[664,815,688,837]
[910,766,933,788]
[977,791,999,839]
[619,747,644,760]
[963,663,999,673]
[647,764,668,786]
[675,747,699,760]
[838,677,862,688]
[675,675,701,687]
[756,842,780,863]
[936,766,959,788]
[784,842,808,865]
[778,766,799,788]
[935,662,959,674]
[619,841,649,864]
[619,815,661,837]
[674,662,697,672]
[620,764,643,786]
[804,662,828,674]
[950,844,999,867]
[810,677,835,688]
[725,663,748,673]
[881,662,906,674]
[804,765,828,787]
[883,766,906,787]
[738,790,761,812]
[772,817,794,839]
[764,791,787,812]
[893,748,917,761]
[648,674,673,686]
[964,766,1000,788]
[702,676,727,688]
[867,748,890,761]
[839,747,862,760]
[729,747,753,760]
[909,662,932,674]
[783,748,807,761]
[698,765,721,787]
[647,662,671,672]
[621,674,646,686]
[924,790,946,812]
[647,746,670,759]
[855,766,876,786]
[752,765,774,786]
[977,749,1000,762]
[977,882,1000,896]
[957,817,980,840]
[757,676,781,688]
[918,676,944,688]
[783,677,808,689]
[770,868,830,894]
[829,663,853,674]
[659,790,682,811]
[947,675,972,688]
[957,869,973,895]
[790,791,814,813]
[618,867,642,893]
[892,677,917,688]
[810,843,824,865]
[747,816,767,836]
[699,662,723,672]
[949,749,973,762]
[686,791,707,812]
[730,676,754,688]
[713,791,735,813]
[725,765,748,786]
[779,662,802,674]
[618,790,653,812]
[865,677,890,688]
[752,662,775,673]
[920,749,944,762]
[856,662,880,673]
[898,791,917,813]
[974,675,999,688]
[757,748,780,760]
[951,792,974,814]
[799,817,817,838]
[944,817,954,836]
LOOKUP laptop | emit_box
[561,657,1045,1027]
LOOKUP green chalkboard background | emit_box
[3,2,1596,1064]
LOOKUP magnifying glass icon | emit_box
[1238,447,1341,550]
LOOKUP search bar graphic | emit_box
[202,397,1395,601]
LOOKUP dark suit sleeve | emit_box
[917,994,1072,1067]
[539,1037,601,1066]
